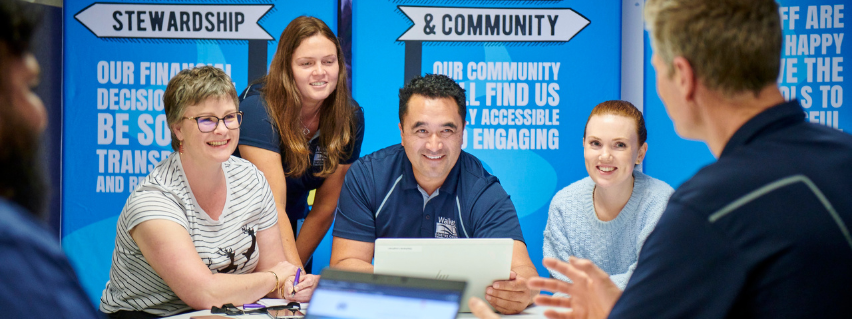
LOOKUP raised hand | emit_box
[527,257,622,319]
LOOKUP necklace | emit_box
[300,108,320,136]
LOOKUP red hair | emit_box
[583,100,647,145]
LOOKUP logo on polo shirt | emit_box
[435,216,458,238]
[312,145,325,167]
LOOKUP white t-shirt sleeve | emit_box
[123,186,190,232]
[253,168,278,231]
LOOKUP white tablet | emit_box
[373,238,514,312]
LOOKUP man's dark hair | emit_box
[398,74,466,126]
[0,0,45,217]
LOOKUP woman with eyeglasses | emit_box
[100,66,316,319]
[236,16,364,274]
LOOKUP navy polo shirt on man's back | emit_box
[610,100,852,318]
[333,144,525,243]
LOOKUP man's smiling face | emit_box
[399,94,464,190]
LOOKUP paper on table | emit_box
[257,298,289,306]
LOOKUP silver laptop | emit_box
[373,238,514,312]
[303,268,466,319]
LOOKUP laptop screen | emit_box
[305,269,465,319]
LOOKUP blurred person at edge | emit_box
[471,0,852,318]
[0,0,101,317]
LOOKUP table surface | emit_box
[164,301,554,319]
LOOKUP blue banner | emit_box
[62,0,337,303]
[777,1,848,131]
[352,1,623,277]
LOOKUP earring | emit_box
[179,140,184,154]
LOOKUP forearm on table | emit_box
[185,271,280,309]
[332,258,375,273]
[330,237,376,273]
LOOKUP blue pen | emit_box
[291,268,301,297]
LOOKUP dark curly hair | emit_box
[398,74,466,126]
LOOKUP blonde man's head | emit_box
[645,0,782,96]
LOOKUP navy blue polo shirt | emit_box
[0,198,101,318]
[611,100,852,318]
[333,144,525,243]
[235,82,365,223]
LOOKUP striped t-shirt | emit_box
[99,154,278,316]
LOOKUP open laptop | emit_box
[373,238,514,312]
[304,268,466,319]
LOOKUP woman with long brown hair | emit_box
[236,16,364,272]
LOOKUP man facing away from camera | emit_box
[472,0,852,318]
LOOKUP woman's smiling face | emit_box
[174,96,240,165]
[290,34,339,107]
[583,114,647,189]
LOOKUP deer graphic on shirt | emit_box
[241,225,257,269]
[218,247,238,273]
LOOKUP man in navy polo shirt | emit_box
[331,74,538,314]
[467,0,852,318]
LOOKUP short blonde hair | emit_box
[645,0,781,96]
[163,66,238,151]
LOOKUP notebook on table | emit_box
[373,238,514,313]
[304,268,466,319]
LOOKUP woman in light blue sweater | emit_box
[544,100,673,290]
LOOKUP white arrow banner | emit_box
[75,3,273,40]
[397,6,590,42]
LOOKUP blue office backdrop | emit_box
[62,0,338,303]
[352,1,623,277]
[62,0,842,305]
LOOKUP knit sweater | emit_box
[543,171,673,290]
